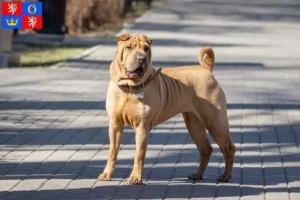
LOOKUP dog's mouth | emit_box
[125,66,144,78]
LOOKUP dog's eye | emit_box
[126,46,132,50]
[144,46,149,51]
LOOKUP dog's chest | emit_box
[106,92,151,126]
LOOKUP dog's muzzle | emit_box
[125,66,144,78]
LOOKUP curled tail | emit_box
[198,46,215,72]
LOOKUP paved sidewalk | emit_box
[1,0,300,199]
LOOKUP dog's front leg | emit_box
[127,125,149,185]
[98,120,123,181]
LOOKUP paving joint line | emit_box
[57,119,109,198]
[0,100,51,145]
[258,102,267,200]
[0,101,74,160]
[270,89,292,200]
[4,104,94,197]
[135,116,179,200]
[31,111,104,188]
[0,78,68,145]
[89,124,138,199]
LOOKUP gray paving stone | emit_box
[10,178,46,192]
[139,195,163,200]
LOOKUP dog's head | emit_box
[111,34,153,85]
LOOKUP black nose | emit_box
[137,56,146,64]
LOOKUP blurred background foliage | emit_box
[18,0,153,35]
[11,0,155,67]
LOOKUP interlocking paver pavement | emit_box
[1,0,300,199]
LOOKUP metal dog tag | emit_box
[136,92,144,99]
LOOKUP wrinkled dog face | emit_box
[117,34,152,79]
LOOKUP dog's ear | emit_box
[140,35,152,45]
[117,34,131,43]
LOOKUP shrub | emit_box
[65,0,122,34]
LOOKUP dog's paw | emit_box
[216,173,231,182]
[188,173,203,180]
[98,172,112,181]
[127,175,143,185]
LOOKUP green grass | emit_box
[12,43,87,67]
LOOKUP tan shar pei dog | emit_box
[98,34,236,185]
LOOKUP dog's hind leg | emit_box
[206,113,236,182]
[183,112,213,180]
